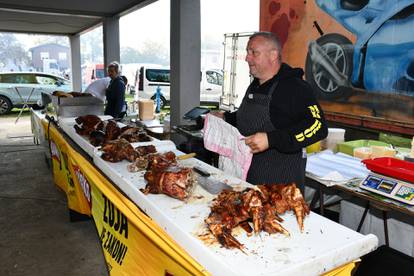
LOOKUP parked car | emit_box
[134,65,223,108]
[0,72,72,115]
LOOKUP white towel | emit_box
[203,114,252,180]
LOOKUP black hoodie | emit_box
[225,63,328,153]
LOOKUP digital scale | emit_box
[359,157,414,205]
[360,172,414,205]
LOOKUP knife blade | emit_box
[193,166,233,194]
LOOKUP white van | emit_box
[134,65,223,108]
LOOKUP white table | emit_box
[91,143,378,275]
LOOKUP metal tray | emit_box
[52,95,104,117]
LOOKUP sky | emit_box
[13,0,259,65]
[120,0,259,49]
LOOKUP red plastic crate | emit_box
[362,157,414,183]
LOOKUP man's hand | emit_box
[209,111,224,119]
[244,132,269,153]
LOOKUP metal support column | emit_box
[170,0,201,126]
[69,34,82,92]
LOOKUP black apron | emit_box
[236,80,306,189]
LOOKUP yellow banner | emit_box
[48,125,91,216]
[44,121,208,275]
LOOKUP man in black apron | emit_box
[214,32,327,191]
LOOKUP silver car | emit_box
[0,72,72,115]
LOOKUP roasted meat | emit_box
[74,115,102,136]
[140,152,194,200]
[89,130,106,146]
[146,151,177,171]
[104,120,121,141]
[100,138,138,162]
[118,126,152,143]
[127,145,158,172]
[142,166,194,200]
[205,183,309,250]
[74,116,152,146]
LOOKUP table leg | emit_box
[357,201,370,232]
[309,189,320,211]
[15,88,35,124]
[382,210,389,247]
[319,185,325,216]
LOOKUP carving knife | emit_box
[193,166,233,194]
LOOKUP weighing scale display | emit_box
[395,186,414,201]
[360,173,414,205]
[363,176,381,189]
[377,179,397,194]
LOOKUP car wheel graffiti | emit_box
[305,33,354,100]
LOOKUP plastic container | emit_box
[411,137,414,158]
[337,140,390,156]
[370,146,396,158]
[163,115,171,132]
[362,157,414,183]
[353,147,372,159]
[306,141,321,154]
[379,132,412,148]
[320,128,345,152]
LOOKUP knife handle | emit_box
[193,166,211,177]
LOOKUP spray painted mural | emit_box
[260,0,414,132]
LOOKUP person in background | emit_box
[212,32,328,190]
[119,75,128,119]
[84,77,110,102]
[104,62,126,119]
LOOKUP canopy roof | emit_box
[0,0,152,35]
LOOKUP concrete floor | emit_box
[0,114,107,276]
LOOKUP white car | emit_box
[134,66,223,108]
[0,72,72,115]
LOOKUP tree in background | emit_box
[81,27,104,64]
[120,47,143,64]
[0,33,30,71]
[139,40,169,65]
[30,34,69,47]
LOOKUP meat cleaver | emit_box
[192,166,233,194]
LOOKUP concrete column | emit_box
[103,16,120,72]
[170,0,201,126]
[69,34,82,91]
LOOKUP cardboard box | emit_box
[138,99,155,120]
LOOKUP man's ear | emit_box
[270,49,279,62]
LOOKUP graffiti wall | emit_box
[260,0,414,132]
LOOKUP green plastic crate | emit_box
[379,133,412,148]
[337,140,390,156]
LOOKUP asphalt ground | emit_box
[0,113,107,276]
